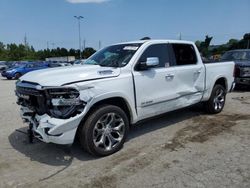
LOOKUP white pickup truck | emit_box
[16,40,235,156]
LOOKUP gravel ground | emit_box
[0,78,249,188]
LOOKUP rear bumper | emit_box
[20,106,84,145]
[235,77,250,86]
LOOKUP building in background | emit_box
[45,56,75,62]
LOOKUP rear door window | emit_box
[171,44,197,66]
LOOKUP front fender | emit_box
[79,89,137,124]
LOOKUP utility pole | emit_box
[24,33,27,46]
[23,33,29,57]
[99,40,102,49]
[51,43,55,49]
[179,33,182,40]
[83,39,86,51]
[82,39,86,59]
[47,41,49,49]
[24,33,28,49]
[74,16,84,59]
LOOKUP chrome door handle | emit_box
[165,74,175,79]
[195,69,202,74]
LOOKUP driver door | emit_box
[132,43,178,120]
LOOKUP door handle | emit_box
[165,74,175,79]
[195,69,202,74]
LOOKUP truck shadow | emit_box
[8,105,204,167]
[0,78,15,81]
[233,85,250,92]
[128,107,203,141]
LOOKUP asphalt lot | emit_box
[0,78,250,188]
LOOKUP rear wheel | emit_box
[79,105,129,156]
[204,85,226,114]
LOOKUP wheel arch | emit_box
[14,72,22,79]
[89,97,133,123]
[214,77,228,91]
[202,76,228,101]
[75,96,134,143]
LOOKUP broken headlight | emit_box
[46,88,85,119]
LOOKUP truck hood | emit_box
[20,65,120,86]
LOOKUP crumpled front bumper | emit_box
[20,106,84,145]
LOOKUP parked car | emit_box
[73,59,86,65]
[0,62,8,72]
[221,49,250,87]
[16,40,235,156]
[57,61,72,66]
[46,61,71,67]
[1,62,48,79]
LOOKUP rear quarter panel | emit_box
[202,61,235,101]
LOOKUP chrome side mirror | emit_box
[146,57,159,67]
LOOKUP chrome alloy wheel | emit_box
[213,88,225,111]
[93,112,125,151]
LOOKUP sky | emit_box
[0,0,249,50]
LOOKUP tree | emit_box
[195,40,201,48]
[197,35,213,57]
[0,42,7,60]
[243,33,250,49]
[68,48,77,56]
[140,37,151,40]
[83,48,96,59]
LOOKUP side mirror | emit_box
[146,57,159,67]
[137,57,159,70]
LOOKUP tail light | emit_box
[234,65,240,77]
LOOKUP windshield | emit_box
[12,63,27,68]
[84,43,142,67]
[221,51,250,61]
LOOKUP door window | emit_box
[138,44,170,68]
[26,64,34,68]
[172,44,197,66]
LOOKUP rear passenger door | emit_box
[170,43,205,107]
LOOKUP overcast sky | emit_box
[0,0,249,50]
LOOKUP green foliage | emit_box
[83,48,96,59]
[1,32,249,61]
[0,42,97,61]
[196,33,250,58]
[195,35,213,57]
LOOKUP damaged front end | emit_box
[16,81,86,144]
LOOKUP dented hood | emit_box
[20,65,120,86]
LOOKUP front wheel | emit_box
[79,105,129,156]
[14,72,21,79]
[204,85,226,114]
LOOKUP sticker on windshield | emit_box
[123,46,139,51]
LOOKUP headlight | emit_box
[46,88,85,119]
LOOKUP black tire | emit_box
[14,72,21,79]
[7,77,12,80]
[204,85,226,114]
[79,105,129,156]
